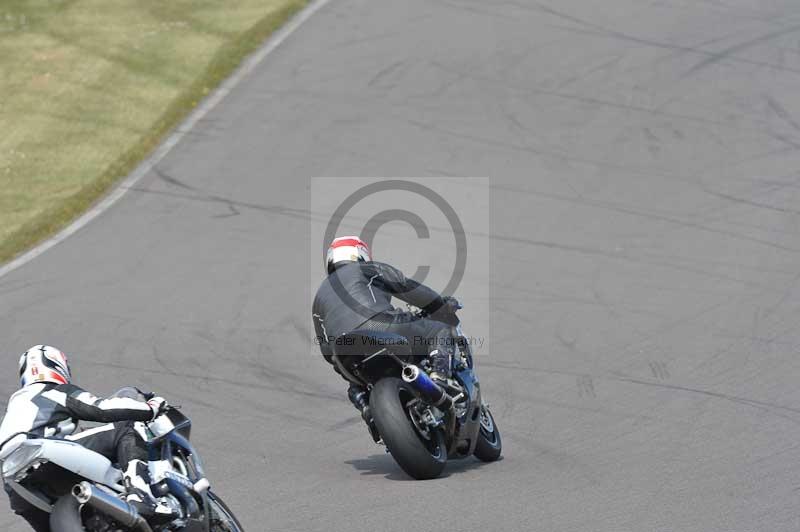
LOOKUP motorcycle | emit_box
[0,388,244,532]
[331,302,502,479]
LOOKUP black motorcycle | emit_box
[331,303,502,479]
[1,388,243,532]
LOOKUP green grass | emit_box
[0,0,306,265]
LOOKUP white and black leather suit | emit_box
[0,382,155,531]
[312,261,458,376]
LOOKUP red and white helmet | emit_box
[19,345,71,387]
[326,236,371,273]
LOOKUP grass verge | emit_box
[0,0,307,265]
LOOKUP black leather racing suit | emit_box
[312,261,456,375]
[0,383,155,531]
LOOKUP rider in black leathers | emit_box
[312,236,459,422]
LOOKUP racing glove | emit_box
[147,397,168,421]
[430,296,461,326]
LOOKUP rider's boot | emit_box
[347,384,380,443]
[123,460,176,524]
[347,383,368,412]
[428,346,453,383]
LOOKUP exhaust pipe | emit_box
[72,482,153,532]
[402,365,453,410]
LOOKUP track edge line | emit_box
[0,0,332,281]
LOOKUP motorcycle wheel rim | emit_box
[401,388,444,459]
[479,406,498,444]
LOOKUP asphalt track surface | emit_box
[4,0,800,530]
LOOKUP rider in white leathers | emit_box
[0,345,172,531]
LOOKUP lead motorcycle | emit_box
[331,302,502,480]
[1,388,243,532]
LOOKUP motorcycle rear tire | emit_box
[371,377,447,480]
[50,495,85,532]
